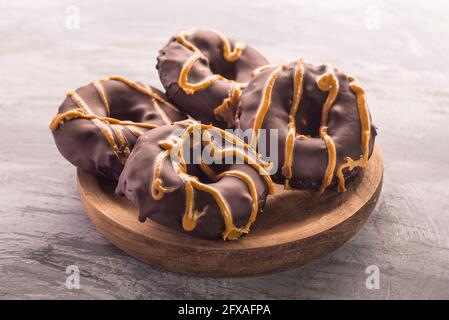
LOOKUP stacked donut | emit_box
[51,28,377,241]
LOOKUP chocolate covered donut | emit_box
[237,59,377,192]
[157,29,269,128]
[50,76,187,180]
[116,120,274,240]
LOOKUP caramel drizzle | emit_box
[251,64,273,77]
[68,92,119,162]
[282,59,305,189]
[50,91,128,163]
[111,124,131,159]
[140,82,172,125]
[108,75,181,113]
[192,116,272,170]
[50,105,157,163]
[93,77,152,137]
[94,80,129,159]
[248,62,352,193]
[246,61,369,193]
[178,52,234,95]
[249,65,285,149]
[210,29,246,62]
[50,94,160,132]
[316,65,339,193]
[175,29,246,124]
[92,79,110,116]
[150,150,177,200]
[335,75,371,192]
[214,171,258,231]
[50,75,181,163]
[125,125,144,137]
[150,121,274,240]
[186,120,274,186]
[176,29,245,63]
[213,84,242,127]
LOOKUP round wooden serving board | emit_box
[77,145,383,277]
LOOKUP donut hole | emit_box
[102,81,165,124]
[185,164,214,184]
[296,111,323,138]
[294,86,326,138]
[182,148,237,185]
[188,33,239,81]
[209,59,237,81]
[192,53,237,82]
[109,104,154,123]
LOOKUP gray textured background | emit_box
[1,0,449,299]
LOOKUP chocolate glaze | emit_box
[116,122,272,240]
[237,61,377,191]
[157,29,269,128]
[51,77,187,180]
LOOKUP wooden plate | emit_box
[77,145,383,277]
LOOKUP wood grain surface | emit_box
[77,146,382,277]
[1,0,449,299]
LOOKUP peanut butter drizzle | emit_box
[175,29,246,118]
[140,81,174,125]
[125,126,144,137]
[316,65,339,193]
[108,75,181,113]
[175,31,201,53]
[50,105,159,131]
[213,84,242,127]
[153,100,172,125]
[196,168,258,233]
[103,77,174,135]
[93,79,130,160]
[246,62,368,194]
[215,170,258,232]
[49,92,159,163]
[210,29,246,62]
[201,121,273,170]
[178,52,233,95]
[58,91,128,164]
[176,29,245,62]
[150,150,177,200]
[111,124,131,160]
[190,122,274,191]
[250,65,285,149]
[149,122,274,240]
[92,79,110,116]
[281,59,305,189]
[50,75,184,164]
[251,64,273,77]
[336,75,371,192]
